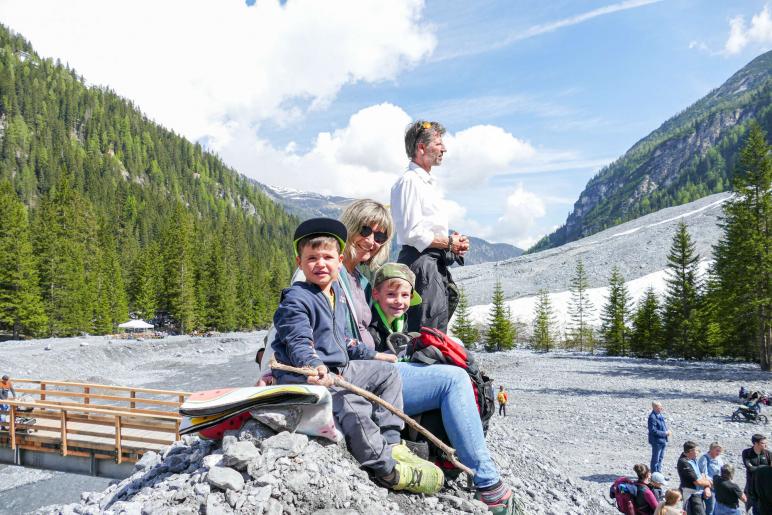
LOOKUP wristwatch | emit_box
[448,234,454,253]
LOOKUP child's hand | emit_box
[308,364,335,387]
[375,352,398,363]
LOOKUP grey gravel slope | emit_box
[455,192,730,305]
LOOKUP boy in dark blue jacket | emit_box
[272,218,443,494]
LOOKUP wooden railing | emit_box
[0,380,190,464]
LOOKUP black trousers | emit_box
[499,404,506,416]
[398,245,460,332]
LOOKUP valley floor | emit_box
[0,335,766,513]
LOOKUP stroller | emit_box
[732,393,769,425]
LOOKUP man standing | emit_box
[698,442,724,515]
[391,120,469,332]
[742,433,772,514]
[677,441,712,515]
[497,385,508,417]
[648,401,671,473]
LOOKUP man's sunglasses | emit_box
[359,226,388,244]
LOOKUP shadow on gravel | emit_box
[573,363,771,383]
[580,474,617,484]
[516,386,735,404]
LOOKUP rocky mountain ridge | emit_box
[532,50,772,251]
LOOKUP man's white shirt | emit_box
[390,161,448,252]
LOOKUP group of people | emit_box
[258,121,518,514]
[644,401,772,515]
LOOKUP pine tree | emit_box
[662,221,702,359]
[161,203,197,333]
[601,267,631,356]
[131,241,161,321]
[531,289,556,352]
[712,122,772,369]
[485,281,515,352]
[566,258,596,352]
[0,181,47,337]
[451,287,480,348]
[33,175,98,336]
[630,287,664,358]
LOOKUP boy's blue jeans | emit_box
[396,362,501,489]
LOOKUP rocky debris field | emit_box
[2,334,770,514]
[454,192,729,305]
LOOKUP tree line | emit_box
[0,26,295,338]
[452,122,772,370]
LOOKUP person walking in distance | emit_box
[497,385,508,417]
[648,401,671,473]
[391,120,470,332]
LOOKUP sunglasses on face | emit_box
[359,226,388,244]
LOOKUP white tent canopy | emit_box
[118,319,154,330]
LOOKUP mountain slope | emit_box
[0,25,296,335]
[455,191,729,306]
[261,184,524,265]
[531,50,772,252]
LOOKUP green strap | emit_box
[374,303,405,333]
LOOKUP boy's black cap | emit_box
[293,218,347,256]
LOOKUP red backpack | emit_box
[406,327,495,431]
[609,477,637,515]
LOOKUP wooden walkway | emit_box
[0,379,190,476]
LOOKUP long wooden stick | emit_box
[270,358,474,477]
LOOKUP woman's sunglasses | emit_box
[359,226,388,244]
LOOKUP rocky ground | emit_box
[1,334,768,514]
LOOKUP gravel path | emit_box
[1,334,769,513]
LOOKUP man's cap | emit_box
[293,218,347,257]
[373,263,422,306]
[650,472,667,486]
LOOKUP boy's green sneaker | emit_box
[390,442,444,494]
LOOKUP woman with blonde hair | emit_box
[337,199,517,515]
[654,489,686,515]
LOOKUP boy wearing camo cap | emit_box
[367,263,422,355]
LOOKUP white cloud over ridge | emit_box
[0,0,436,144]
[725,5,772,55]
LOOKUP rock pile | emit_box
[33,400,611,515]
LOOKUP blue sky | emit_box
[1,0,771,247]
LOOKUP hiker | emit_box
[648,401,671,473]
[338,199,518,514]
[677,441,712,515]
[698,442,724,515]
[497,385,508,416]
[650,472,668,502]
[633,463,660,514]
[270,217,443,495]
[390,120,469,333]
[654,489,686,515]
[742,433,771,514]
[0,375,15,427]
[713,463,746,515]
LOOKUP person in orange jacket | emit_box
[497,385,508,416]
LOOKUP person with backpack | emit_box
[497,386,508,416]
[610,464,658,515]
[337,200,518,515]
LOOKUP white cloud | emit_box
[0,0,436,144]
[496,184,547,248]
[724,5,772,55]
[436,125,536,189]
